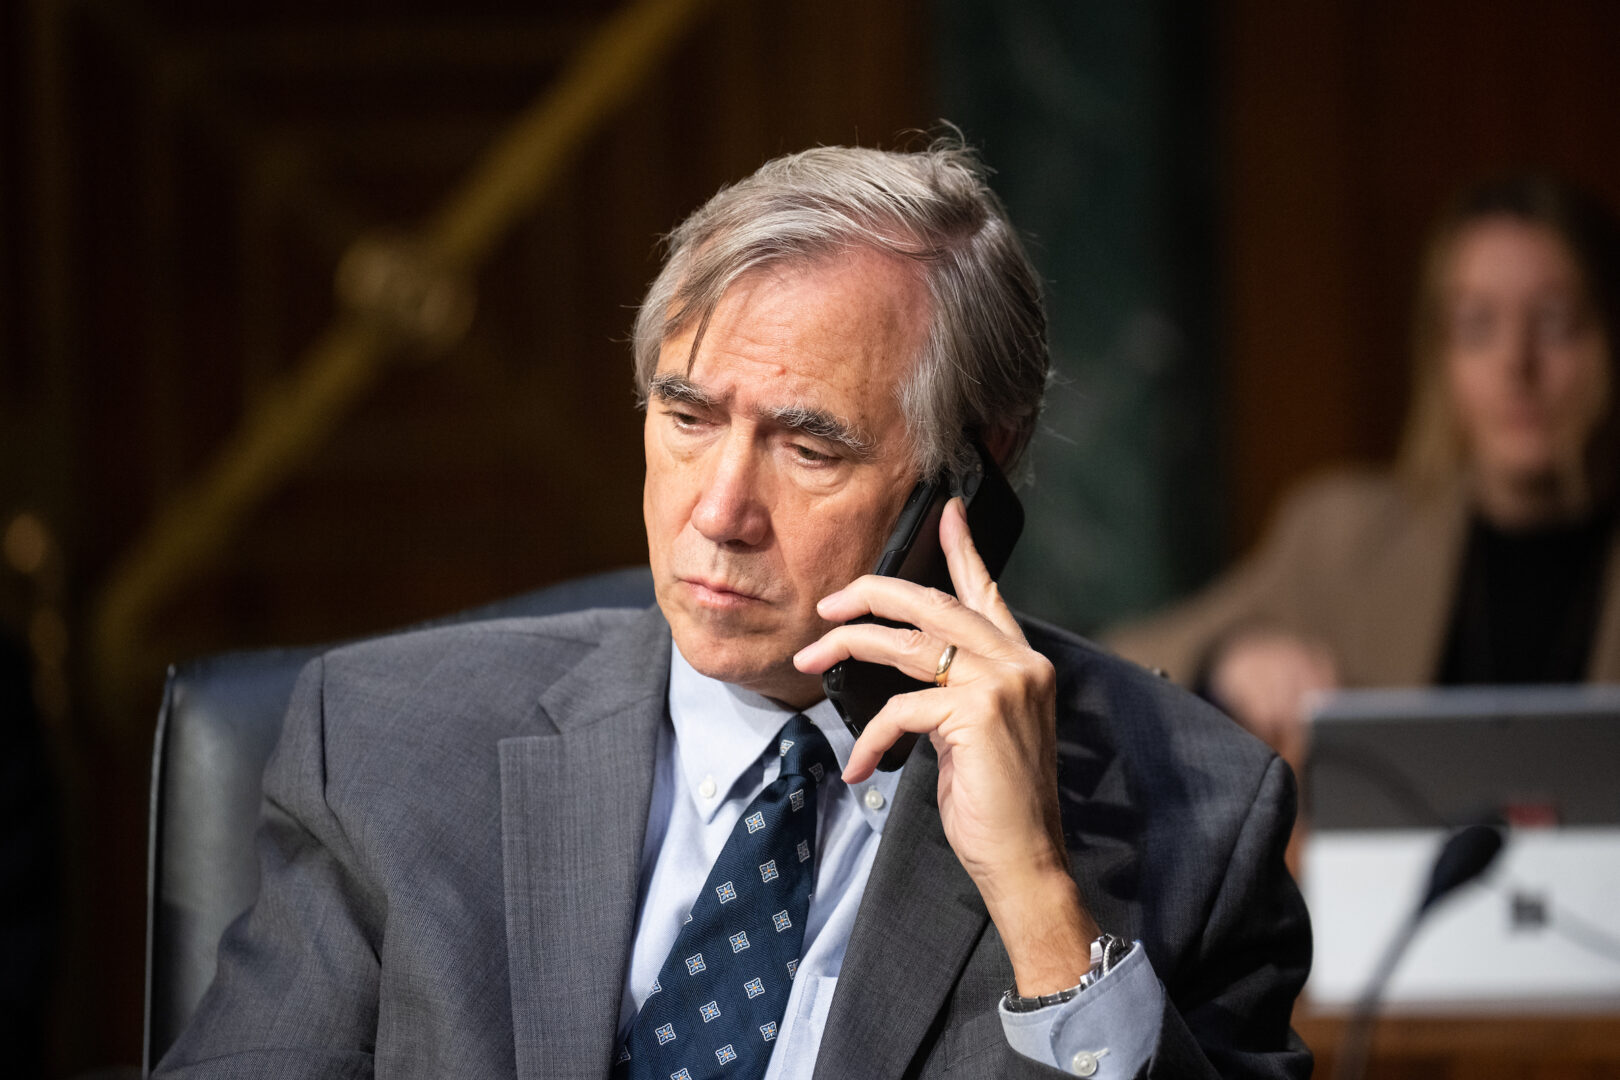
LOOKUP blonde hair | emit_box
[1397,175,1620,504]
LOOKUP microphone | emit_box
[1332,819,1506,1080]
[1418,821,1505,914]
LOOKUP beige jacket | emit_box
[1106,468,1620,688]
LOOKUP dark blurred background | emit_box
[4,0,1620,1074]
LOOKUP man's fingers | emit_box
[794,620,962,685]
[843,688,953,782]
[939,497,1023,640]
[813,575,1013,662]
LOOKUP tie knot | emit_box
[774,714,837,784]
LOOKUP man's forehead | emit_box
[652,349,880,422]
[655,248,925,429]
[649,358,851,406]
[654,268,913,375]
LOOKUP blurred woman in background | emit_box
[1108,175,1620,771]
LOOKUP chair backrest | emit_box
[143,567,656,1075]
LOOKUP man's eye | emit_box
[665,407,704,428]
[791,443,834,464]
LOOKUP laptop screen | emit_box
[1302,685,1620,1012]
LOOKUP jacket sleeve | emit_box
[991,751,1311,1080]
[1142,754,1313,1079]
[153,655,382,1080]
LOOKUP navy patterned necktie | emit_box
[616,713,838,1080]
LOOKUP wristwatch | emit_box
[1002,933,1134,1013]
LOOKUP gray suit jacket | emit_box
[156,606,1310,1079]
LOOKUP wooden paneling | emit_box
[1220,0,1620,552]
[3,2,932,1071]
[23,0,933,685]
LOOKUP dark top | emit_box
[1438,508,1612,684]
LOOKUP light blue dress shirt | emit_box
[617,642,1162,1078]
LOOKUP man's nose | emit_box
[690,436,770,548]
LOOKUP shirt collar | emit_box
[668,640,900,832]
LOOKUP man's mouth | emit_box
[680,576,769,608]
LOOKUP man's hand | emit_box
[793,497,1098,995]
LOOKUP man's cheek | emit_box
[809,521,886,592]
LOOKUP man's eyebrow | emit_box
[647,373,718,408]
[765,404,876,460]
[648,372,876,460]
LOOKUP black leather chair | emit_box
[143,567,656,1075]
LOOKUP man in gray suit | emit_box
[156,142,1310,1079]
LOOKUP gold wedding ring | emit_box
[934,644,958,687]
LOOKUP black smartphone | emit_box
[822,436,1024,771]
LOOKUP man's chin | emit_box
[668,622,824,706]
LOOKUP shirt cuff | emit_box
[998,943,1163,1078]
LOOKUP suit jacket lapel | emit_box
[501,608,671,1080]
[814,741,988,1080]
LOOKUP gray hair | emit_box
[631,138,1049,482]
